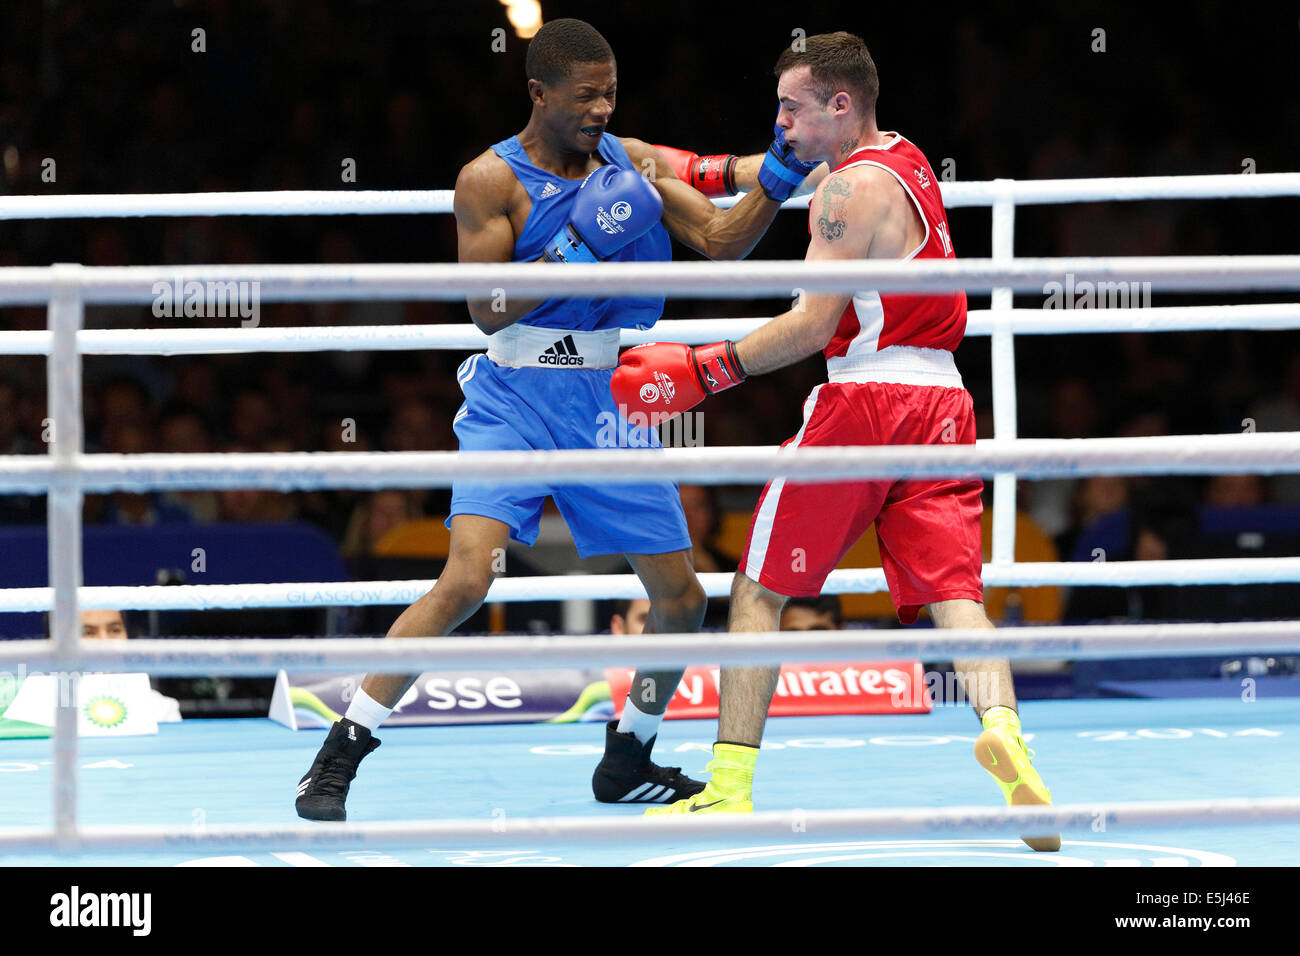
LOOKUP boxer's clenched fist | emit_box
[611,340,746,420]
[543,165,663,263]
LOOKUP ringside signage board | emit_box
[269,668,611,730]
[270,660,930,730]
[0,673,160,737]
[605,661,931,719]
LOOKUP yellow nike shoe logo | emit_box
[688,799,724,812]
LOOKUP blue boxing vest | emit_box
[490,134,670,331]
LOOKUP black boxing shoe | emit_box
[295,718,381,822]
[591,720,706,803]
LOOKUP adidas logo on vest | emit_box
[537,181,562,199]
[538,334,584,366]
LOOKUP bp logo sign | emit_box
[84,695,128,728]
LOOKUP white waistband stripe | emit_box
[826,345,963,387]
[487,324,620,369]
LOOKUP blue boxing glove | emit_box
[543,165,664,263]
[757,116,820,202]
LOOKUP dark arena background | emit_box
[0,0,1297,895]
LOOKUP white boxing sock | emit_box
[343,687,394,732]
[616,698,664,745]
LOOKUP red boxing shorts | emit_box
[739,381,984,624]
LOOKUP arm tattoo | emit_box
[824,177,852,197]
[816,176,852,242]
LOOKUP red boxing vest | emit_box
[818,134,967,360]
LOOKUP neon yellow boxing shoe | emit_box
[645,742,757,815]
[975,705,1060,852]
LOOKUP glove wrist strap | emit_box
[690,154,740,197]
[543,224,599,264]
[692,340,747,394]
[759,147,807,202]
[727,339,748,379]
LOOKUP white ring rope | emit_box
[1,434,1298,495]
[2,621,1298,675]
[963,303,1300,335]
[1,256,1299,306]
[4,303,1300,357]
[931,171,1300,206]
[1,797,1297,854]
[0,189,458,221]
[3,557,1300,614]
[2,171,1298,221]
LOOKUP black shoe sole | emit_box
[296,801,346,822]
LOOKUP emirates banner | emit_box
[605,660,931,719]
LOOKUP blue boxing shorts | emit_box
[448,353,692,558]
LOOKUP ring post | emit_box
[990,186,1018,566]
[48,262,85,852]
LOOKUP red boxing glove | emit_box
[653,145,739,198]
[611,341,746,421]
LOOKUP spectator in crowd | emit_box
[157,404,219,522]
[1065,483,1198,621]
[99,423,191,526]
[92,376,154,450]
[49,610,182,723]
[1205,473,1266,509]
[260,364,314,448]
[1028,378,1101,540]
[80,608,129,640]
[170,360,221,414]
[0,380,43,523]
[229,387,280,448]
[297,418,380,540]
[610,598,651,636]
[780,595,843,631]
[0,380,37,454]
[383,398,451,514]
[1114,401,1171,440]
[384,397,453,452]
[340,489,424,560]
[215,443,297,522]
[1248,354,1300,502]
[1059,475,1129,560]
[677,485,728,572]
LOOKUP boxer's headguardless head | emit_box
[774,31,879,114]
[773,32,878,165]
[525,18,615,89]
[526,19,617,151]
